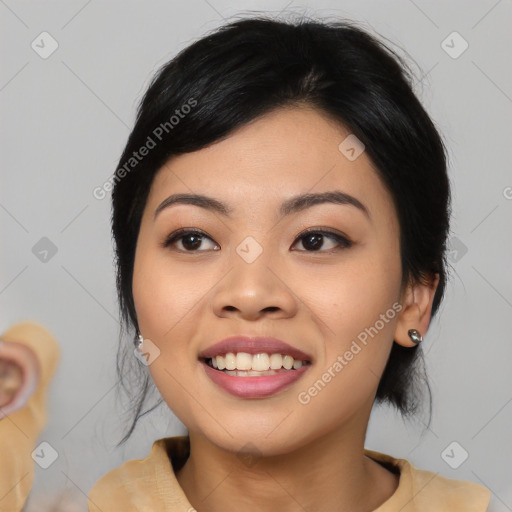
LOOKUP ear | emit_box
[0,340,40,417]
[394,273,440,348]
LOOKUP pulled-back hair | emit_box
[111,15,450,443]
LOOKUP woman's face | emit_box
[132,106,405,455]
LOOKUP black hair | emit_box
[111,15,450,443]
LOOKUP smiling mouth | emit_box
[201,352,312,377]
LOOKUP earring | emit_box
[408,329,423,345]
[135,333,144,349]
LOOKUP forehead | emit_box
[146,106,394,221]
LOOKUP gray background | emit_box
[1,0,511,510]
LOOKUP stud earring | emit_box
[408,329,423,345]
[135,333,144,349]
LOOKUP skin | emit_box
[132,106,438,512]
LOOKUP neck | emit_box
[175,412,399,512]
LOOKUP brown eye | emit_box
[162,229,219,252]
[292,229,352,252]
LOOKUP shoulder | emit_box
[88,439,169,511]
[365,449,491,512]
[88,437,191,512]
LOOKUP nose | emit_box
[211,248,298,321]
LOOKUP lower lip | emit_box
[201,360,310,398]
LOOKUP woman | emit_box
[88,16,491,511]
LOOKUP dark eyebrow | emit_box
[154,194,232,219]
[279,191,369,219]
[154,191,370,220]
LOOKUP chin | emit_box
[191,417,311,459]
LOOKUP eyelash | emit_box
[161,228,353,253]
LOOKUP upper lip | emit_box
[199,336,313,362]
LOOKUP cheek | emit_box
[294,246,401,340]
[294,241,402,403]
[132,247,205,427]
[132,243,215,410]
[133,244,208,340]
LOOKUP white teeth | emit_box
[207,352,308,372]
[235,352,253,370]
[252,353,270,371]
[270,353,283,370]
[224,369,282,377]
[283,355,294,370]
[224,352,236,370]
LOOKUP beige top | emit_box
[0,321,60,512]
[88,436,491,511]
